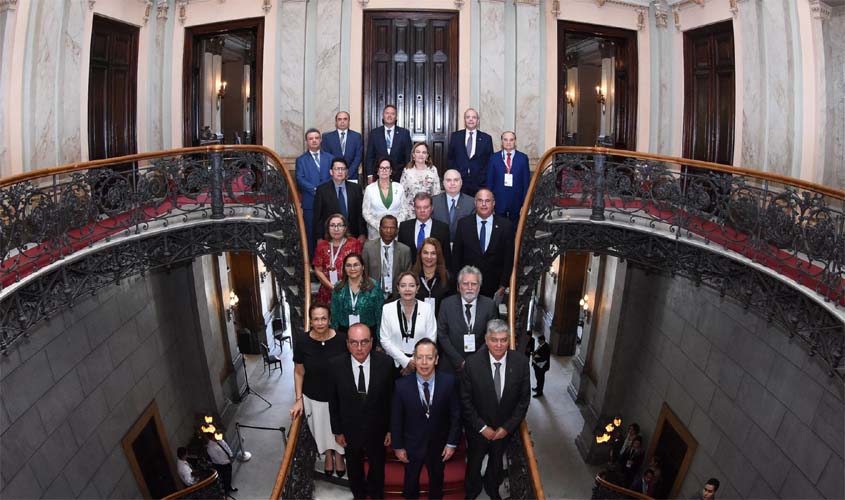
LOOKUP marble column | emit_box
[313,0,341,134]
[0,4,16,173]
[57,0,84,164]
[651,19,674,155]
[822,7,844,189]
[478,0,506,142]
[279,0,307,156]
[514,0,541,160]
[147,2,169,151]
[26,0,62,170]
[760,0,796,176]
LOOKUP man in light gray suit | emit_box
[436,266,498,374]
[362,214,412,300]
[432,169,475,241]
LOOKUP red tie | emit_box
[506,152,512,173]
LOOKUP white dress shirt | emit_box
[465,129,477,158]
[350,354,371,392]
[379,299,437,368]
[476,214,493,252]
[488,352,507,399]
[462,298,477,332]
[206,439,233,465]
[178,459,195,486]
[414,218,433,240]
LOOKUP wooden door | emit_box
[683,21,735,164]
[88,15,138,160]
[363,11,458,175]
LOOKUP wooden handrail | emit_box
[519,420,546,500]
[269,413,303,499]
[594,474,653,500]
[162,470,220,500]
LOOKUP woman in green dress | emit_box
[330,253,384,345]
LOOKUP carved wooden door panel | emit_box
[363,12,458,175]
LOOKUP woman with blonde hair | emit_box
[399,142,441,217]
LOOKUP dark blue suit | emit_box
[365,126,412,182]
[322,129,363,180]
[391,371,461,499]
[295,150,334,256]
[486,149,531,225]
[447,129,494,196]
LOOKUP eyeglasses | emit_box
[348,339,371,347]
[378,165,392,171]
[332,166,348,171]
[329,223,347,229]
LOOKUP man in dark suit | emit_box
[362,215,412,299]
[460,319,531,500]
[295,128,334,256]
[451,189,515,300]
[432,169,475,241]
[322,111,364,182]
[391,338,461,499]
[447,108,494,196]
[329,323,395,500]
[365,104,412,183]
[486,131,531,225]
[397,192,451,264]
[436,266,497,374]
[531,334,551,398]
[312,158,366,241]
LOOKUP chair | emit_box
[260,341,282,374]
[272,318,292,351]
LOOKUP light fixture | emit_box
[595,433,611,444]
[595,85,606,114]
[204,415,214,424]
[259,270,268,283]
[226,290,240,321]
[216,80,227,109]
[565,89,575,109]
[579,294,592,324]
[594,415,623,445]
[214,432,224,441]
[613,417,622,427]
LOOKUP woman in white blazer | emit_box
[379,271,437,375]
[362,157,409,239]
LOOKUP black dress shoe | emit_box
[336,469,346,478]
[532,387,538,391]
[533,393,543,398]
[324,469,334,478]
[229,487,238,492]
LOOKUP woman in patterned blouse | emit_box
[399,142,442,217]
[312,213,363,305]
[330,253,384,344]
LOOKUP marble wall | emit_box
[478,0,506,148]
[278,0,307,157]
[25,0,62,170]
[0,5,14,172]
[313,0,342,135]
[823,6,844,190]
[514,1,542,159]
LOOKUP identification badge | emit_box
[348,314,360,325]
[383,279,392,293]
[329,270,339,284]
[463,334,476,352]
[424,297,436,309]
[504,173,514,187]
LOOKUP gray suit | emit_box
[362,239,412,299]
[436,294,498,373]
[432,192,475,240]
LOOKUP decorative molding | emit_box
[673,7,681,30]
[178,0,188,23]
[143,0,153,24]
[89,0,96,10]
[157,0,169,19]
[0,0,18,12]
[515,0,539,4]
[636,6,646,30]
[358,0,369,7]
[595,0,651,8]
[654,5,669,28]
[809,0,832,20]
[262,0,272,13]
[454,0,465,8]
[551,0,560,17]
[728,0,748,18]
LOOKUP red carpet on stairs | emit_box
[366,440,467,499]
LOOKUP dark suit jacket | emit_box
[312,180,366,240]
[328,351,395,448]
[361,238,413,296]
[486,149,531,216]
[390,371,461,461]
[294,150,334,210]
[532,342,550,372]
[322,129,363,180]
[365,126,413,182]
[460,347,531,436]
[436,294,497,373]
[451,214,514,298]
[447,129,494,196]
[431,192,475,241]
[397,218,451,265]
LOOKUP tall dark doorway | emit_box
[122,401,178,498]
[647,404,698,499]
[183,18,263,146]
[88,15,138,160]
[683,20,735,164]
[557,21,637,150]
[362,11,458,175]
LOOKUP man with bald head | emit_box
[447,108,494,196]
[432,169,475,240]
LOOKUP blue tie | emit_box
[479,220,487,254]
[449,198,456,225]
[417,222,426,249]
[338,185,348,218]
[386,129,392,151]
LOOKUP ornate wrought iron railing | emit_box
[270,413,318,499]
[509,147,845,380]
[162,470,224,500]
[506,420,545,499]
[0,145,310,358]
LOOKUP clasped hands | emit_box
[394,446,456,464]
[481,426,508,441]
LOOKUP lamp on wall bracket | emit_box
[226,290,239,321]
[579,294,592,324]
[595,86,606,115]
[565,89,575,110]
[216,81,227,110]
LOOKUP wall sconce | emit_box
[216,81,227,110]
[259,270,268,284]
[595,416,623,444]
[565,89,575,109]
[595,85,606,114]
[579,294,592,324]
[226,290,240,321]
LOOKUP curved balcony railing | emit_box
[509,147,844,380]
[162,470,223,500]
[591,473,653,500]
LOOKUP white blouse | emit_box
[379,299,437,368]
[362,181,408,239]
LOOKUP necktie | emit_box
[383,245,391,281]
[493,362,502,402]
[386,129,392,151]
[313,152,320,168]
[338,186,348,218]
[465,131,473,157]
[464,303,472,332]
[423,381,431,415]
[340,131,346,155]
[506,152,512,172]
[479,220,487,254]
[417,222,426,249]
[449,198,456,224]
[357,365,366,394]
